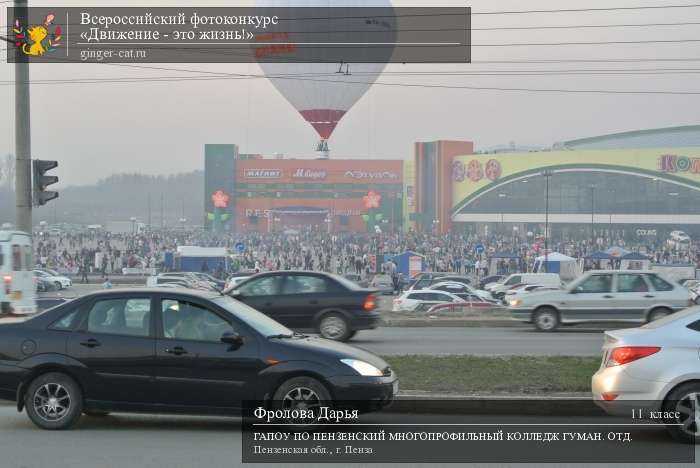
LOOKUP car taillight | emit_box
[363,294,377,312]
[3,275,11,295]
[606,346,660,367]
[602,393,619,401]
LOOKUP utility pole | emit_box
[542,170,552,272]
[590,185,596,245]
[15,1,32,234]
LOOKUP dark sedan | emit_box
[0,288,398,430]
[228,271,381,341]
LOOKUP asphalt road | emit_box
[0,407,693,468]
[351,326,605,356]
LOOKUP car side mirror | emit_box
[571,286,582,294]
[228,289,242,298]
[221,331,244,349]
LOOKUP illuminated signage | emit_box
[292,168,327,180]
[453,159,501,182]
[345,170,399,180]
[658,154,700,174]
[244,169,282,179]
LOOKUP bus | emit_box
[0,231,36,315]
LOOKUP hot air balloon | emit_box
[256,0,394,158]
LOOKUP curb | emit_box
[389,392,599,415]
[381,318,524,328]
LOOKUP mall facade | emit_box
[205,125,700,238]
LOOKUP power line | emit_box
[6,68,700,86]
[1,63,698,95]
[470,3,700,15]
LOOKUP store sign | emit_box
[244,169,282,179]
[636,229,657,237]
[345,170,399,180]
[245,208,361,217]
[292,168,327,180]
[245,209,271,218]
[658,154,700,174]
[454,159,502,183]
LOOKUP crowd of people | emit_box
[32,226,700,282]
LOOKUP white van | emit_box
[0,231,37,315]
[489,273,562,299]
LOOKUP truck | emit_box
[175,246,229,274]
[650,263,698,284]
[104,221,146,234]
[0,231,36,315]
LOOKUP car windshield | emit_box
[641,307,700,329]
[212,296,293,337]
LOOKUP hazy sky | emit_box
[2,0,700,186]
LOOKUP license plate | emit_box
[11,291,22,300]
[393,380,399,395]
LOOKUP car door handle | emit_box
[80,339,101,348]
[165,347,188,356]
[603,295,615,299]
[644,295,656,298]
[310,300,319,305]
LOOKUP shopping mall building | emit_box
[204,125,700,238]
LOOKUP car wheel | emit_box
[54,282,62,290]
[346,331,357,340]
[533,307,559,332]
[319,313,351,341]
[647,308,671,323]
[694,297,700,305]
[272,376,332,423]
[25,372,83,430]
[663,383,700,444]
[84,410,110,417]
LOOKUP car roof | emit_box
[79,287,222,301]
[585,270,657,274]
[408,289,457,295]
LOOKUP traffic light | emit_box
[32,159,59,206]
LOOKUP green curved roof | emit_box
[556,125,700,150]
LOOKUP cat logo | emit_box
[13,14,62,57]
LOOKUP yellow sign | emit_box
[451,147,700,211]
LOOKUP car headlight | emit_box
[340,359,383,377]
[509,299,522,307]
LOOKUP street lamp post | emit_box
[129,217,137,235]
[498,193,507,234]
[541,171,553,272]
[590,184,597,246]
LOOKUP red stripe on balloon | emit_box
[299,109,347,139]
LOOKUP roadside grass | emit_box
[383,355,600,394]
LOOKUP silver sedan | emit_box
[592,307,700,443]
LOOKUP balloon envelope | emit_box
[257,0,394,142]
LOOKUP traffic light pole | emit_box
[15,0,33,234]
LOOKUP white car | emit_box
[670,230,691,242]
[592,307,700,443]
[225,276,250,289]
[392,289,465,312]
[690,287,700,305]
[503,284,559,303]
[489,273,562,299]
[428,281,494,301]
[33,270,71,290]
